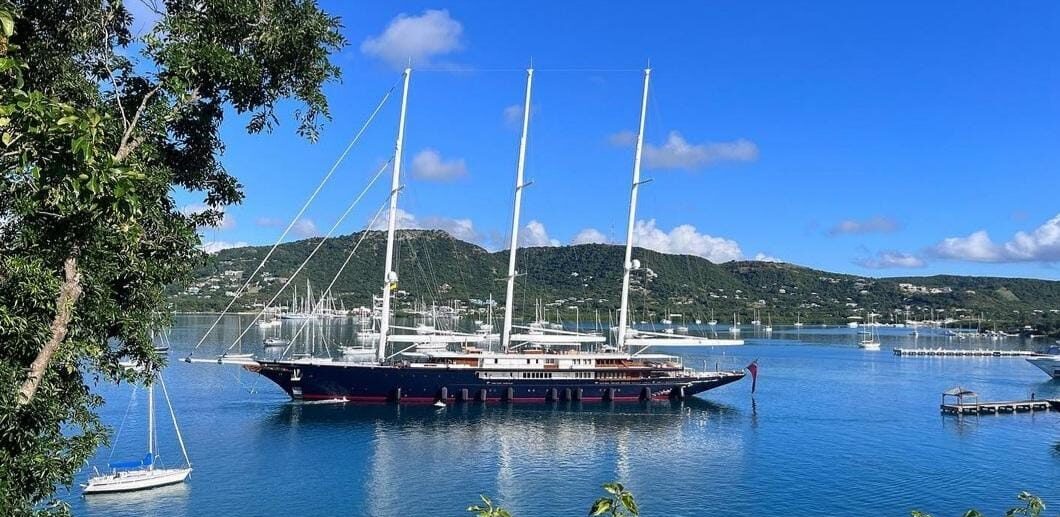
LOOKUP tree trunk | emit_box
[17,256,82,405]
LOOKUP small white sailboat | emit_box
[794,312,804,328]
[83,371,192,494]
[729,312,741,335]
[707,309,718,327]
[858,314,881,350]
[764,313,773,333]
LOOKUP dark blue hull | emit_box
[247,361,746,403]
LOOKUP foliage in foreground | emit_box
[470,485,1048,517]
[912,491,1047,517]
[469,483,640,517]
[0,0,343,513]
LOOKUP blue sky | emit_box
[181,1,1060,280]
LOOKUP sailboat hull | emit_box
[83,468,191,494]
[248,361,745,403]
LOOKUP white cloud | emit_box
[201,241,248,254]
[572,228,611,245]
[608,130,637,147]
[639,131,758,171]
[1002,214,1060,261]
[371,208,482,244]
[292,218,319,238]
[828,216,899,236]
[182,204,234,230]
[421,216,478,242]
[753,252,782,263]
[360,9,464,69]
[256,216,317,239]
[503,104,523,126]
[633,219,742,263]
[411,148,468,181]
[856,251,926,269]
[932,214,1060,263]
[520,220,559,247]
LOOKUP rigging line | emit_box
[226,159,393,352]
[107,385,139,463]
[157,372,192,467]
[192,78,401,351]
[280,198,389,358]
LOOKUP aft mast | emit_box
[377,67,412,363]
[501,66,534,352]
[616,67,652,350]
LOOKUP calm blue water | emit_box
[63,316,1059,516]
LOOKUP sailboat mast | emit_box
[377,67,412,363]
[616,67,651,350]
[501,67,534,352]
[147,380,155,471]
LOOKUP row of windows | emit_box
[522,372,553,379]
[488,358,597,366]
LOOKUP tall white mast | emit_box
[501,67,534,352]
[147,380,155,471]
[377,67,412,362]
[616,67,651,350]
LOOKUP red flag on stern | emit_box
[746,360,759,394]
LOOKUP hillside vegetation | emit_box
[169,230,1060,334]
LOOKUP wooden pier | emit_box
[894,348,1035,357]
[941,399,1059,415]
[939,386,1060,415]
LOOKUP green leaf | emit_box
[1,132,11,146]
[57,115,78,126]
[0,11,14,37]
[620,493,639,516]
[589,499,612,517]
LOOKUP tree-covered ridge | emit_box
[171,230,1060,334]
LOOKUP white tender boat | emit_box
[83,371,192,494]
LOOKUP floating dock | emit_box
[939,386,1060,415]
[940,399,1060,415]
[894,348,1035,357]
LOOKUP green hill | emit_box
[168,230,1060,334]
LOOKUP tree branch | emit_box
[113,85,202,164]
[17,256,83,406]
[114,84,161,163]
[100,13,128,128]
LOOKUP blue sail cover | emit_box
[108,453,152,469]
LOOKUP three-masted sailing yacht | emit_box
[210,66,744,403]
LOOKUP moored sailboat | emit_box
[83,370,192,494]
